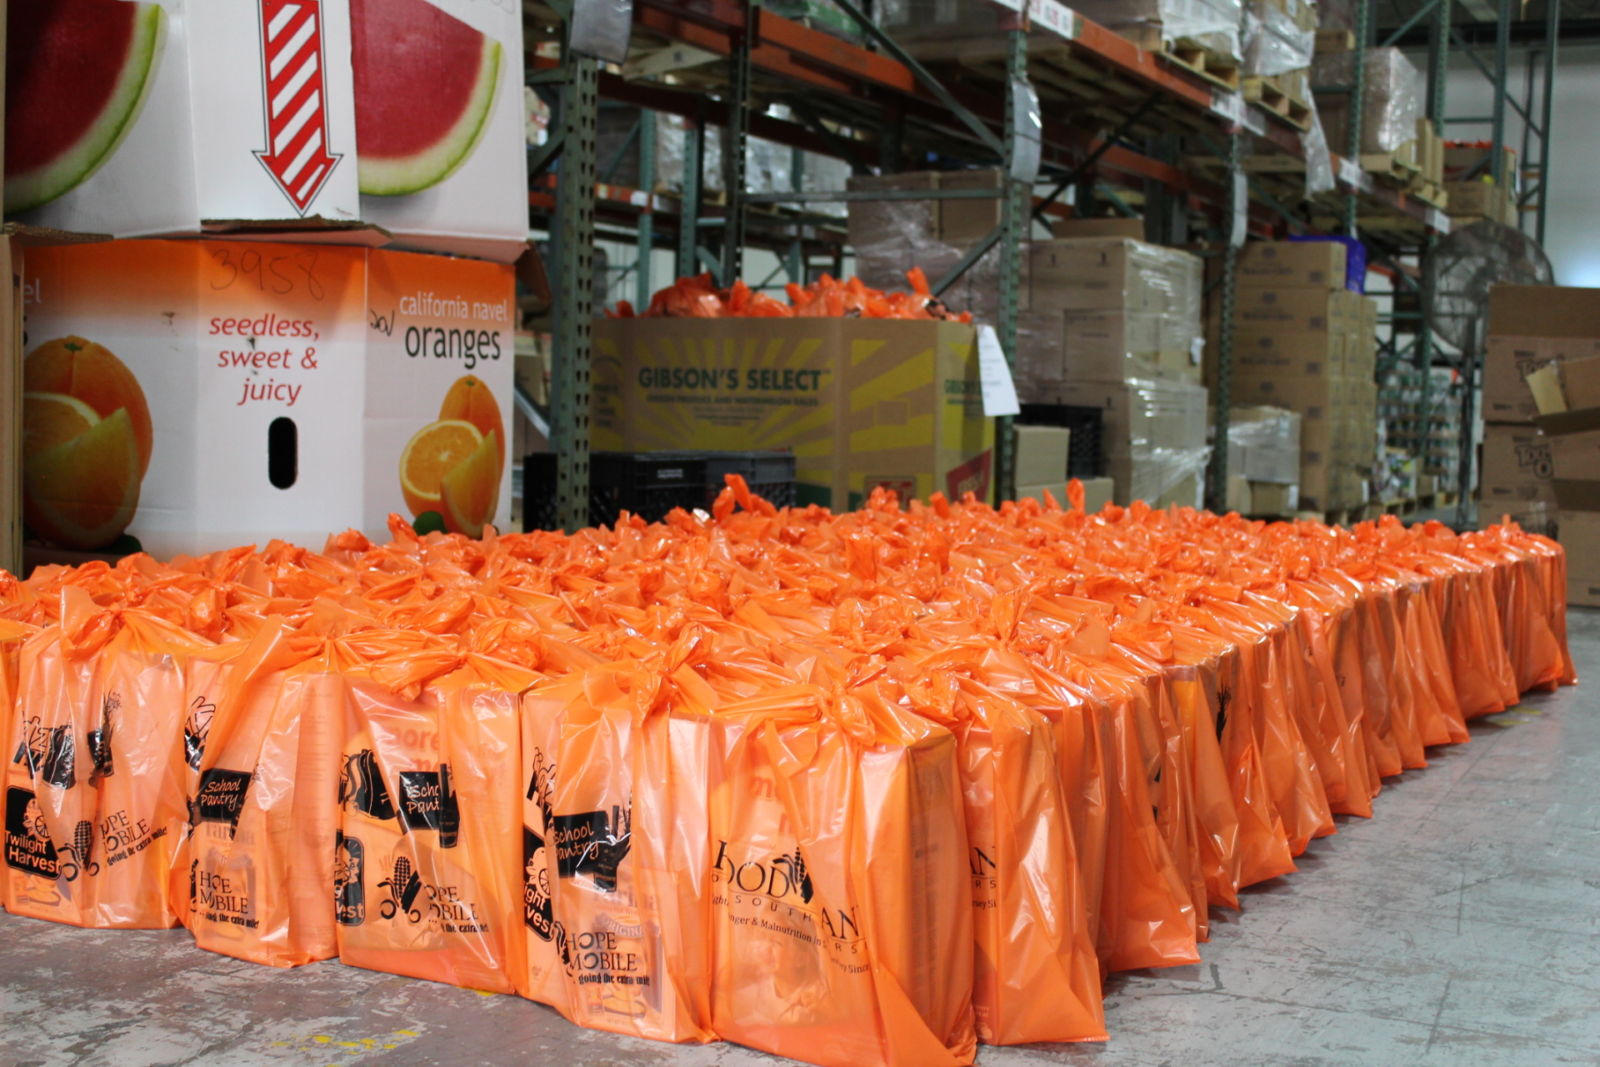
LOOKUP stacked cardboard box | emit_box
[1015,237,1209,508]
[1443,143,1519,227]
[1523,352,1600,605]
[1206,241,1377,514]
[1011,425,1116,510]
[1481,286,1600,535]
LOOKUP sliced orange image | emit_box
[439,430,500,537]
[23,406,142,550]
[399,419,482,517]
[23,391,100,456]
[25,335,154,476]
[438,374,505,471]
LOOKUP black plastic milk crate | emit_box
[1019,404,1105,478]
[701,451,798,509]
[522,452,709,530]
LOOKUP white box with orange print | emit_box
[20,239,514,560]
[6,0,526,260]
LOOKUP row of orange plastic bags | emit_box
[0,484,1574,1067]
[607,269,974,322]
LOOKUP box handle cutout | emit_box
[268,417,298,489]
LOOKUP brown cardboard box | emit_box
[1022,377,1209,453]
[1226,328,1341,378]
[1232,287,1356,332]
[1014,424,1071,486]
[592,317,994,511]
[1528,354,1600,435]
[1050,217,1146,240]
[1249,481,1300,516]
[1490,285,1600,338]
[1484,336,1600,423]
[1029,238,1193,314]
[1558,509,1600,607]
[938,169,1005,245]
[1444,180,1513,223]
[1237,241,1346,289]
[1225,474,1252,514]
[1547,428,1600,509]
[1480,424,1556,512]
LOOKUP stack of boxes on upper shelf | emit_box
[6,0,527,565]
[1441,142,1520,227]
[1207,239,1379,516]
[1480,286,1600,539]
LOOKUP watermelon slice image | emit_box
[351,0,501,197]
[4,0,165,214]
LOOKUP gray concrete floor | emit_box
[6,612,1600,1067]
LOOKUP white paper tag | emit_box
[977,324,1021,417]
[1211,90,1244,124]
[1338,157,1363,188]
[1243,108,1267,135]
[1426,207,1451,233]
[1190,336,1205,365]
[1029,0,1076,39]
[1229,171,1249,248]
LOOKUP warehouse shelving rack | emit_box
[525,0,1543,532]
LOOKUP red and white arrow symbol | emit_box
[254,0,341,214]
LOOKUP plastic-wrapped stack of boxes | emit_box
[1013,237,1211,508]
[1207,241,1378,515]
[1480,286,1600,537]
[1224,406,1303,516]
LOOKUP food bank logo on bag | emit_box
[522,748,631,893]
[193,769,253,836]
[183,696,216,772]
[339,749,396,820]
[11,716,76,790]
[333,831,366,926]
[712,839,863,949]
[254,0,342,213]
[5,787,61,878]
[397,766,460,848]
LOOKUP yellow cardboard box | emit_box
[592,317,994,511]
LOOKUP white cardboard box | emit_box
[7,0,525,260]
[21,239,515,558]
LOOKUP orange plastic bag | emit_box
[168,621,343,965]
[336,641,526,993]
[4,589,210,927]
[519,662,714,1042]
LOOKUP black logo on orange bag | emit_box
[184,696,216,772]
[194,769,253,834]
[397,765,460,848]
[339,749,395,820]
[523,827,561,943]
[550,805,631,893]
[44,726,76,790]
[4,786,60,878]
[87,693,117,783]
[379,855,425,923]
[334,831,365,926]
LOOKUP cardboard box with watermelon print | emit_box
[19,239,514,561]
[5,0,527,261]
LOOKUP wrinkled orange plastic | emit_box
[0,487,1574,1067]
[606,269,974,323]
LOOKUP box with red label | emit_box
[592,317,993,511]
[5,0,525,260]
[20,239,515,560]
